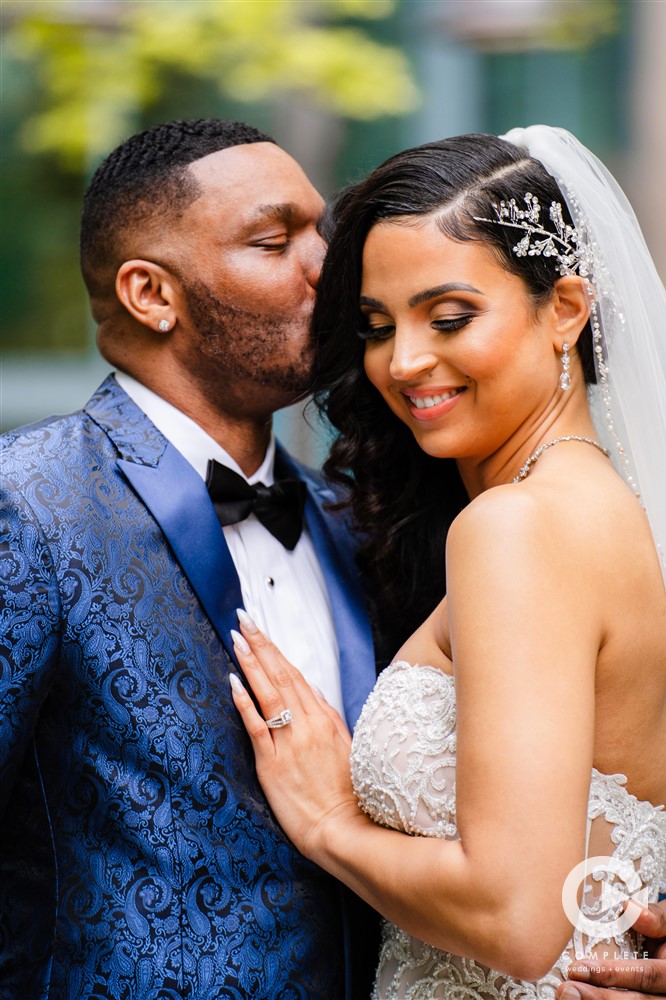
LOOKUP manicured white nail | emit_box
[231,629,250,654]
[237,608,258,632]
[229,672,245,695]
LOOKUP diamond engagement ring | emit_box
[265,709,293,729]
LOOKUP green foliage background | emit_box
[1,0,625,361]
[1,0,417,353]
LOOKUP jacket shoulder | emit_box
[1,410,81,447]
[1,409,93,466]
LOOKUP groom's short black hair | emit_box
[80,118,274,296]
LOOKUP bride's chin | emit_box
[393,407,467,460]
[409,430,459,461]
[405,421,459,458]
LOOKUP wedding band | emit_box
[265,709,292,729]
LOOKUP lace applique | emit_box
[351,662,458,838]
[350,662,666,1000]
[589,770,666,886]
[573,771,666,958]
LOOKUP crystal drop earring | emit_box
[559,342,571,391]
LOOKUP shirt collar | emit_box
[114,371,275,485]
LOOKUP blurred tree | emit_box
[2,0,418,172]
[0,0,417,359]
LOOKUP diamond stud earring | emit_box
[158,319,171,332]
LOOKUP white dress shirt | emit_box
[115,372,344,714]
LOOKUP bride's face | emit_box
[360,216,563,462]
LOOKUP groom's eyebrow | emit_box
[241,202,297,232]
[255,202,296,222]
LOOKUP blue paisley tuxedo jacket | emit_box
[0,376,378,1000]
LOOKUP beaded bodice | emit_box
[350,661,666,1000]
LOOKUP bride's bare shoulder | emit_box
[447,482,557,557]
[448,466,646,567]
[446,469,664,645]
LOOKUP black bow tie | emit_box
[205,459,306,551]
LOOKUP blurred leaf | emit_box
[547,0,620,49]
[2,0,418,168]
[311,0,396,19]
[219,26,417,117]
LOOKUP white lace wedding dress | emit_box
[350,661,666,999]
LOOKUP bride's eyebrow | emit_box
[408,282,482,307]
[359,282,483,313]
[359,296,387,311]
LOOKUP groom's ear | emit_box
[549,276,591,348]
[115,259,178,333]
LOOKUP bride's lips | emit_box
[401,386,467,421]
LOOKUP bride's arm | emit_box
[231,486,599,981]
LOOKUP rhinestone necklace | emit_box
[513,435,610,483]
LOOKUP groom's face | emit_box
[167,142,326,416]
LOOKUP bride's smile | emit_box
[359,215,591,490]
[402,385,467,421]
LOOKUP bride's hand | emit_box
[229,612,362,860]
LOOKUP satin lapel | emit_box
[118,442,243,664]
[276,448,376,729]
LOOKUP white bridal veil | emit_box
[503,126,666,584]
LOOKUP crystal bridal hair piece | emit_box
[498,126,666,584]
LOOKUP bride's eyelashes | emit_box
[356,314,474,342]
[430,315,474,333]
[356,324,394,342]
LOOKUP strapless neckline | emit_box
[388,660,656,806]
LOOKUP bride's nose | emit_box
[388,329,438,383]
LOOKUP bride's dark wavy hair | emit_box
[313,134,595,658]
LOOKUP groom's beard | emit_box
[180,275,317,399]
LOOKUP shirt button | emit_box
[265,576,275,589]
